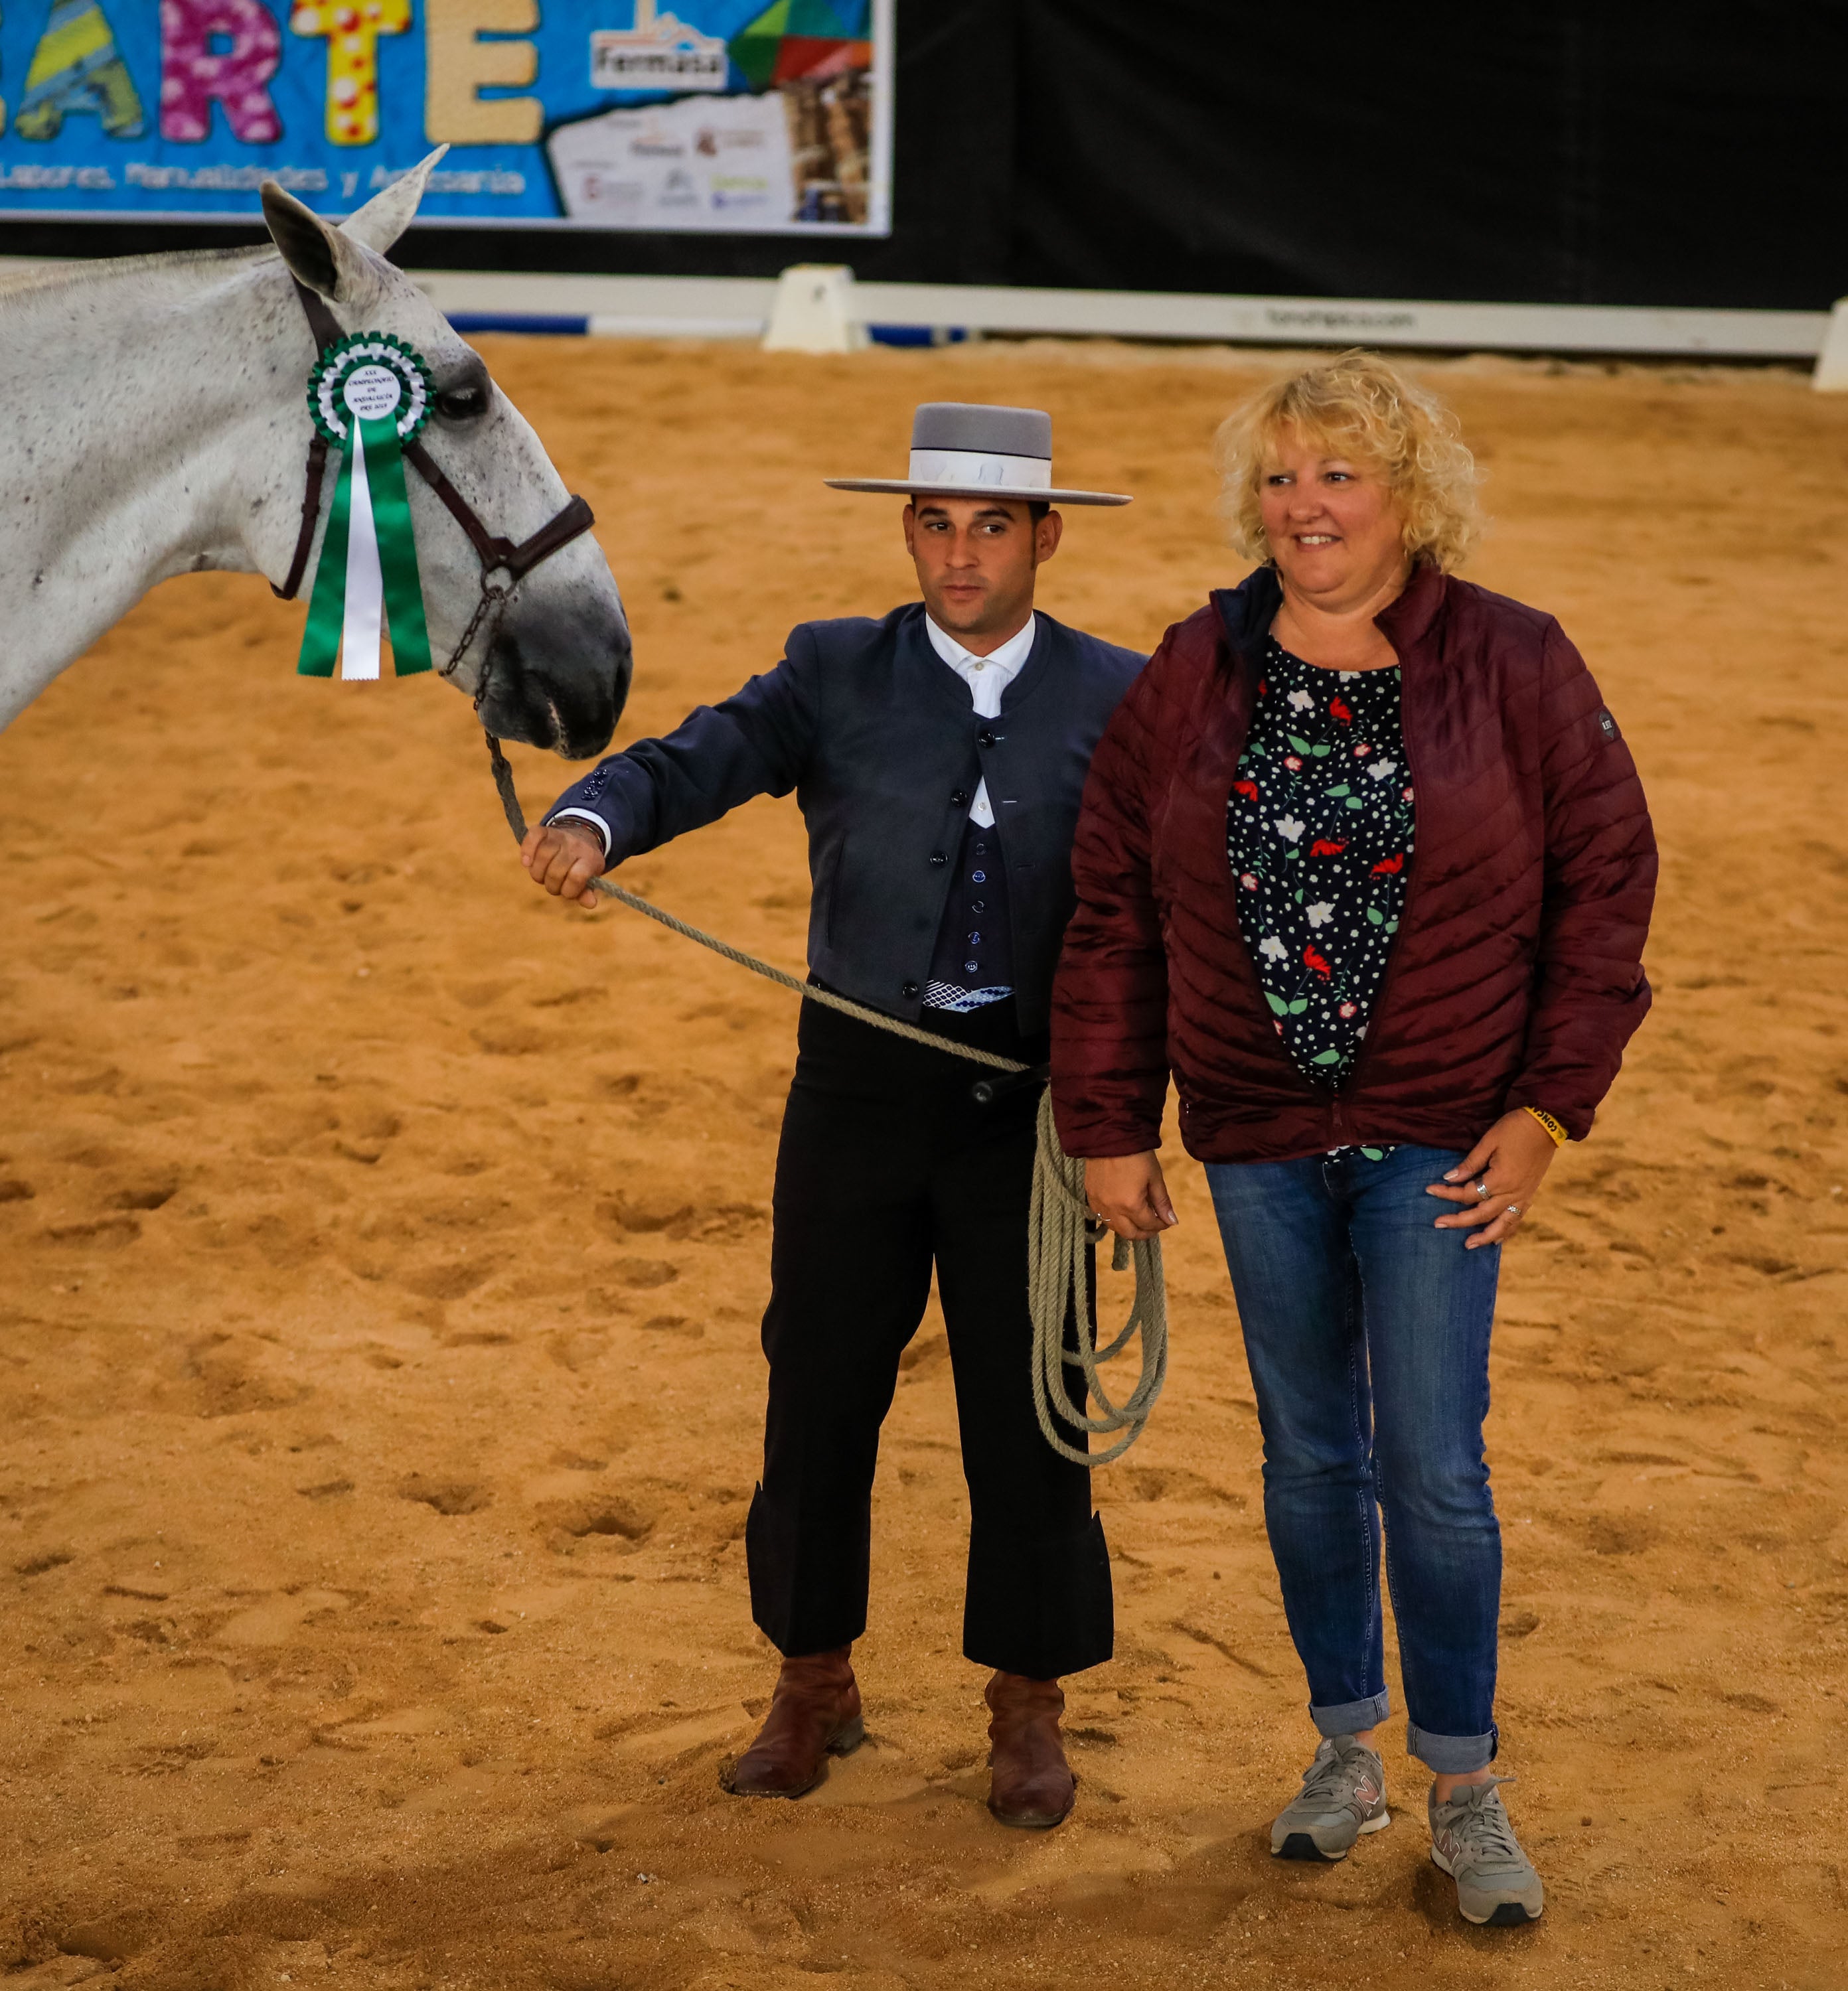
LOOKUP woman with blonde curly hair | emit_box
[1049,352,1656,1925]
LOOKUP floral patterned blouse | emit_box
[1226,639,1415,1088]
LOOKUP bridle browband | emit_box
[273,278,597,723]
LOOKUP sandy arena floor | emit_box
[3,336,1846,1991]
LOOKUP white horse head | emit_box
[260,158,631,754]
[0,151,631,758]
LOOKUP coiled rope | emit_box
[1027,1090,1168,1464]
[485,734,1166,1465]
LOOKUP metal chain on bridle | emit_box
[274,277,1167,1466]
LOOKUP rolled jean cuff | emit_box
[1407,1721,1499,1774]
[1310,1691,1389,1739]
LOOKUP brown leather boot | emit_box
[985,1671,1076,1828]
[722,1647,864,1799]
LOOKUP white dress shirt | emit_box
[923,611,1037,827]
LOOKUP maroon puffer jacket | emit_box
[1050,563,1656,1163]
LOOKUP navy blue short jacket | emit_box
[544,603,1144,1032]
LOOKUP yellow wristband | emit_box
[1523,1106,1569,1146]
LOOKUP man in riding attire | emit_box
[521,404,1139,1828]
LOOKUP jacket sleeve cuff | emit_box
[544,807,611,863]
[1071,1135,1165,1160]
[1049,1094,1166,1160]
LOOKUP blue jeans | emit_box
[1205,1145,1502,1773]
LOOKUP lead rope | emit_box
[1028,1090,1169,1465]
[481,734,1167,1463]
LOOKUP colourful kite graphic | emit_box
[728,0,872,89]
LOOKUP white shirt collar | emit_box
[923,613,1034,829]
[923,611,1037,693]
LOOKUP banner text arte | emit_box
[3,1,542,153]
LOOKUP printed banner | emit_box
[0,0,891,232]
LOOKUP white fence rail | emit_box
[406,268,1831,361]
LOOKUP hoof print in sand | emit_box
[175,1335,312,1419]
[1120,1466,1243,1507]
[15,1548,76,1577]
[537,1495,656,1553]
[546,1327,613,1372]
[54,1913,151,1965]
[597,1193,768,1244]
[402,1262,499,1302]
[398,1476,491,1517]
[640,1314,703,1337]
[44,1215,140,1249]
[110,1180,177,1211]
[613,1257,679,1289]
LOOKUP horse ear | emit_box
[260,181,373,303]
[340,146,449,258]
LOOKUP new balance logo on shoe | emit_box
[1270,1736,1391,1863]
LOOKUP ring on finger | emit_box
[1505,1203,1521,1218]
[1474,1179,1492,1199]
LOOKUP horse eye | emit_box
[435,384,489,421]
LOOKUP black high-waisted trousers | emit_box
[743,994,1114,1680]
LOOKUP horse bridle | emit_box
[273,279,597,816]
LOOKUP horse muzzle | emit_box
[479,600,632,757]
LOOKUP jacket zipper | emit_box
[1209,593,1342,1123]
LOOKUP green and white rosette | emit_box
[297,333,435,681]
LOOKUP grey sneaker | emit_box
[1270,1734,1390,1861]
[1428,1776,1545,1925]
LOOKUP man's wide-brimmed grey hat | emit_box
[824,402,1132,506]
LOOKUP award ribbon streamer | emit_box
[297,343,434,680]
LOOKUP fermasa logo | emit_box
[590,1,727,93]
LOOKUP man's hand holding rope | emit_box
[522,822,604,909]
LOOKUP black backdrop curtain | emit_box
[3,1,1840,311]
